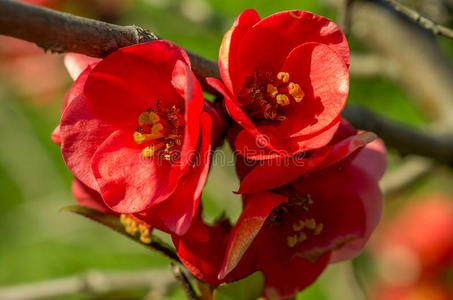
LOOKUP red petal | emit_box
[173,221,232,286]
[207,77,260,135]
[233,120,341,160]
[172,59,204,173]
[153,113,212,236]
[234,10,349,91]
[329,148,385,262]
[219,191,288,279]
[62,65,92,112]
[313,131,376,171]
[60,95,117,190]
[64,53,100,81]
[84,41,187,124]
[51,125,61,145]
[350,136,387,181]
[72,178,116,215]
[237,146,332,194]
[289,119,341,152]
[219,9,261,93]
[292,159,380,260]
[277,42,349,138]
[260,252,331,299]
[90,129,183,213]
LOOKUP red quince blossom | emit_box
[173,122,386,299]
[371,195,453,300]
[207,9,350,159]
[56,41,213,238]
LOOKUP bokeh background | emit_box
[1,0,453,299]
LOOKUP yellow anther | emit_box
[266,84,278,98]
[298,231,307,242]
[287,235,298,248]
[305,218,316,229]
[138,223,152,244]
[277,72,290,83]
[276,94,290,106]
[138,111,160,125]
[293,220,305,232]
[288,82,305,103]
[133,132,146,144]
[120,214,138,235]
[151,123,164,137]
[142,146,155,158]
[314,223,323,235]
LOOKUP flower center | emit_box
[268,194,324,248]
[133,101,184,161]
[238,71,304,121]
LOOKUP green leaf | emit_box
[214,271,265,300]
[60,205,179,262]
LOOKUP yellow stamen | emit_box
[293,220,305,232]
[276,94,290,106]
[287,235,298,248]
[314,223,323,235]
[133,132,146,144]
[288,82,304,103]
[142,146,155,158]
[305,218,316,230]
[266,84,278,98]
[151,123,164,137]
[120,214,138,235]
[277,72,290,83]
[138,223,152,244]
[298,231,307,242]
[138,111,160,125]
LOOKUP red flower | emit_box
[207,9,350,159]
[371,195,453,300]
[173,123,386,299]
[57,41,213,238]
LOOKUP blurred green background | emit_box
[1,0,453,299]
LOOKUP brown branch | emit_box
[170,263,200,300]
[380,156,435,196]
[0,0,219,92]
[381,0,453,40]
[342,106,453,166]
[3,0,453,165]
[0,268,175,300]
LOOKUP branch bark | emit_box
[171,263,200,300]
[343,106,453,166]
[381,0,453,40]
[0,0,219,92]
[0,268,175,300]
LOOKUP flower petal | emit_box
[84,41,187,124]
[219,191,288,280]
[153,112,212,236]
[350,136,387,181]
[261,252,331,300]
[72,178,115,215]
[219,9,261,93]
[64,53,100,81]
[172,59,204,173]
[234,10,349,90]
[277,42,349,138]
[60,94,116,190]
[313,131,376,171]
[90,128,183,213]
[237,146,331,194]
[173,221,232,286]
